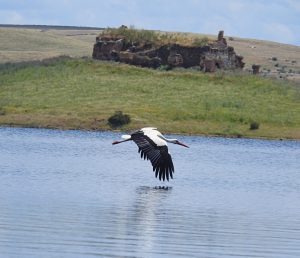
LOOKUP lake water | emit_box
[0,127,300,258]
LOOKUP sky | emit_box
[0,0,299,46]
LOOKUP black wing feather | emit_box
[131,131,174,181]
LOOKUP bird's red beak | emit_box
[177,141,189,148]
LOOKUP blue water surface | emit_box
[0,127,300,258]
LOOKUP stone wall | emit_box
[92,38,124,60]
[92,31,245,72]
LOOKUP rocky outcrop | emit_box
[203,59,217,73]
[117,52,162,68]
[252,64,260,74]
[92,30,245,72]
[156,44,212,68]
[92,37,125,60]
[167,53,184,67]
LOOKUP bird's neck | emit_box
[158,135,176,143]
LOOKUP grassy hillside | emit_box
[0,27,100,62]
[1,58,300,139]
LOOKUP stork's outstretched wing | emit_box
[131,130,174,181]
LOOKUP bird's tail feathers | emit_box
[121,135,131,140]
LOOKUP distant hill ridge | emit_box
[0,24,299,81]
[0,24,104,30]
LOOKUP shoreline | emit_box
[1,124,299,142]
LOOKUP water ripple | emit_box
[0,127,300,257]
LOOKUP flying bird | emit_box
[112,127,189,181]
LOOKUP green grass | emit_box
[100,27,212,46]
[1,58,300,139]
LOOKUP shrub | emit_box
[100,27,159,45]
[192,37,209,47]
[108,111,131,128]
[158,65,171,71]
[249,121,260,130]
[272,57,278,61]
[0,108,6,116]
[100,27,214,47]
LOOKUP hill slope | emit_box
[0,26,100,62]
[1,58,300,139]
[1,25,300,81]
[228,37,300,82]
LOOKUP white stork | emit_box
[112,127,189,181]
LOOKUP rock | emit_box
[200,47,244,70]
[217,30,227,46]
[157,44,211,68]
[218,30,224,41]
[118,52,161,68]
[235,55,245,68]
[92,38,125,60]
[92,30,244,71]
[167,53,184,67]
[203,59,216,72]
[252,64,260,74]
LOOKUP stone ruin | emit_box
[92,30,245,72]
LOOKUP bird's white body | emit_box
[123,127,167,147]
[140,127,167,147]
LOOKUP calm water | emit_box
[0,127,300,258]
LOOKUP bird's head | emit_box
[171,139,189,148]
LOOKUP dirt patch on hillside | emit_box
[228,37,300,82]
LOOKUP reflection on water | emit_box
[0,127,300,257]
